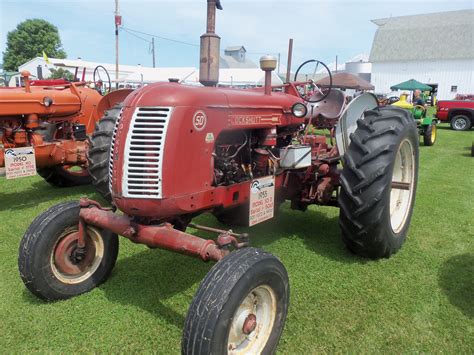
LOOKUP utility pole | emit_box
[114,0,121,89]
[335,55,338,74]
[152,37,156,68]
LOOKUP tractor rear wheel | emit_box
[37,165,91,187]
[182,248,289,354]
[423,123,437,146]
[339,106,419,259]
[87,105,121,202]
[18,201,119,301]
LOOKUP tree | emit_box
[49,68,74,81]
[2,19,66,71]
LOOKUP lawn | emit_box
[0,124,473,353]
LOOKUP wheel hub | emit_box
[51,227,105,284]
[227,285,277,353]
[242,314,257,335]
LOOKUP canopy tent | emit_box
[184,68,284,87]
[390,79,432,91]
[124,67,197,83]
[316,72,374,90]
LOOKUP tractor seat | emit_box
[307,89,346,120]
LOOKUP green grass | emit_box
[0,124,473,353]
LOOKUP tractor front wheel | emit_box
[182,248,289,354]
[18,201,119,301]
[339,106,419,259]
[423,123,437,146]
[87,105,122,202]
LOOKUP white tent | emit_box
[123,67,197,83]
[184,68,283,87]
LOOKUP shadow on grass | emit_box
[438,253,474,319]
[0,180,102,212]
[101,248,209,329]
[214,203,365,264]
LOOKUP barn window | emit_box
[451,86,458,93]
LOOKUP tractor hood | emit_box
[122,82,300,112]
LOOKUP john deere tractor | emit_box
[392,93,437,146]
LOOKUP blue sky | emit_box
[1,0,472,70]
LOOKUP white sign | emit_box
[4,147,36,179]
[249,176,275,226]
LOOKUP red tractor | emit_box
[0,68,131,187]
[18,1,419,353]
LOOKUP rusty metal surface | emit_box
[79,199,228,262]
[199,0,223,86]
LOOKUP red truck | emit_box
[436,100,474,131]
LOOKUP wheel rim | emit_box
[390,139,415,234]
[454,118,467,130]
[227,285,277,354]
[431,125,437,143]
[50,226,105,284]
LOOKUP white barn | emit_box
[370,10,474,100]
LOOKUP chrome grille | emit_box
[108,107,123,192]
[122,107,172,198]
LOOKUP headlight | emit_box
[43,96,53,107]
[292,102,308,118]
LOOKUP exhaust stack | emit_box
[199,0,223,87]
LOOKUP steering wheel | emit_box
[93,65,111,95]
[293,59,332,103]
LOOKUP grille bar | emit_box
[122,106,172,198]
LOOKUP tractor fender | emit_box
[422,117,436,126]
[335,93,379,157]
[95,89,134,120]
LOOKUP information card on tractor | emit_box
[4,147,36,179]
[249,176,275,226]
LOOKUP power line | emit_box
[122,26,279,56]
[121,28,152,44]
[122,26,199,47]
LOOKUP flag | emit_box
[42,51,51,65]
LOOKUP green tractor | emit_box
[391,94,437,146]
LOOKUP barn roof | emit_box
[369,10,474,62]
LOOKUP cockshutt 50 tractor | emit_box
[0,70,131,186]
[19,1,419,353]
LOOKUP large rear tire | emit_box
[37,166,91,187]
[182,248,289,354]
[339,106,419,259]
[18,201,119,301]
[87,105,121,202]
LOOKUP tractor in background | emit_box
[18,1,419,353]
[391,93,437,146]
[0,70,131,186]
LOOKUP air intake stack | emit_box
[199,0,223,87]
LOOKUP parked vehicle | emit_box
[436,100,474,131]
[391,94,438,146]
[18,1,419,352]
[0,70,131,186]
